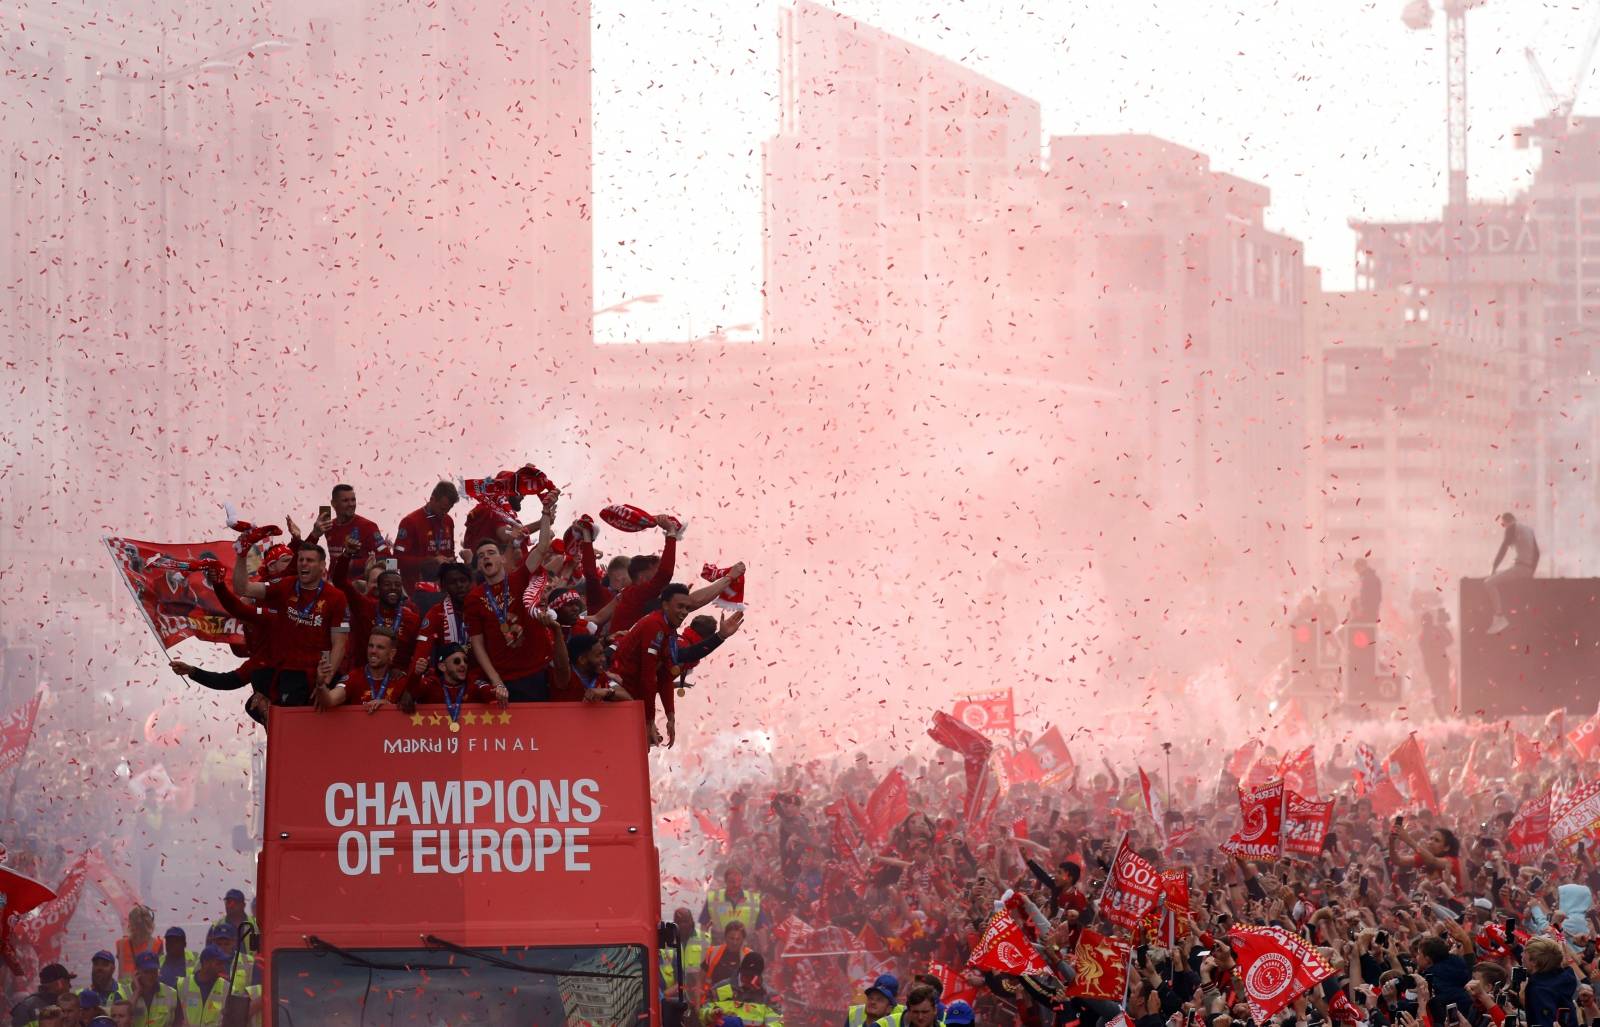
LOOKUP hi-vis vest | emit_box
[847,1004,904,1027]
[704,996,784,1027]
[661,933,707,990]
[706,888,763,933]
[129,982,181,1027]
[176,975,234,1027]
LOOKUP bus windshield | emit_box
[272,944,647,1026]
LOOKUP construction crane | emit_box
[1521,3,1600,141]
[1402,0,1487,334]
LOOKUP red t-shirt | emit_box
[611,609,678,718]
[322,515,384,566]
[346,665,414,705]
[346,595,421,674]
[410,672,497,706]
[463,566,553,681]
[414,597,471,669]
[261,578,350,673]
[608,536,676,634]
[394,507,455,589]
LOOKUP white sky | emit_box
[592,0,1600,342]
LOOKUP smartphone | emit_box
[318,505,332,521]
[385,558,399,573]
[1393,815,1405,828]
[1530,876,1546,893]
[1376,930,1390,947]
[1446,1005,1458,1021]
[1504,915,1518,935]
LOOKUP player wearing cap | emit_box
[157,929,195,990]
[10,963,76,1026]
[126,953,179,1027]
[87,951,126,1005]
[845,974,903,1027]
[702,952,783,1027]
[211,889,257,956]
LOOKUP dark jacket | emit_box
[1524,966,1578,1027]
[1422,954,1473,1010]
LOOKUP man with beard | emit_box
[612,576,745,747]
[328,628,412,713]
[232,542,349,709]
[410,644,504,724]
[332,552,419,675]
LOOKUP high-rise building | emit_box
[969,135,1310,555]
[1304,287,1511,596]
[762,0,1040,348]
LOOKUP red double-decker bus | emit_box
[259,702,679,1025]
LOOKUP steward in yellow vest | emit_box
[126,953,181,1027]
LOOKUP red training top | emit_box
[394,507,455,590]
[463,566,553,681]
[322,514,384,567]
[260,578,350,673]
[608,536,676,634]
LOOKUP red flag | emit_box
[1282,792,1336,860]
[1006,748,1045,784]
[1330,991,1364,1023]
[104,537,247,649]
[12,853,90,972]
[865,770,910,846]
[1096,833,1163,933]
[824,800,874,898]
[693,809,730,848]
[1227,739,1263,781]
[1278,746,1318,798]
[1139,767,1165,836]
[967,910,1051,976]
[1515,732,1542,773]
[1569,707,1600,760]
[951,690,1016,736]
[1065,929,1132,1000]
[928,961,979,1006]
[1028,726,1076,784]
[1228,924,1336,1022]
[82,851,141,923]
[1508,792,1552,861]
[1162,824,1199,857]
[1385,734,1439,814]
[1221,779,1286,861]
[772,916,874,1012]
[929,712,1000,836]
[1551,780,1600,850]
[0,692,42,775]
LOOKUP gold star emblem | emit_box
[497,711,512,725]
[428,713,443,726]
[410,713,425,727]
[464,712,479,726]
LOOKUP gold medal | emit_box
[449,720,461,733]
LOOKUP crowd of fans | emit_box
[8,891,258,1026]
[654,719,1600,1027]
[167,472,747,745]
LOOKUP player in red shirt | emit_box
[413,562,475,676]
[410,644,504,724]
[327,627,413,713]
[331,552,420,675]
[464,521,561,701]
[605,517,685,634]
[394,481,459,594]
[309,484,384,571]
[611,571,745,747]
[550,634,633,703]
[231,541,350,709]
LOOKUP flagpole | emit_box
[1162,741,1173,808]
[102,537,173,658]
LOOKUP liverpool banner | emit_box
[104,537,246,648]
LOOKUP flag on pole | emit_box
[0,692,43,775]
[1139,766,1165,839]
[929,712,1001,836]
[1228,924,1336,1022]
[1221,779,1287,861]
[103,537,247,649]
[1096,833,1163,933]
[1065,929,1132,1000]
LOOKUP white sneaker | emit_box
[1487,616,1510,635]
